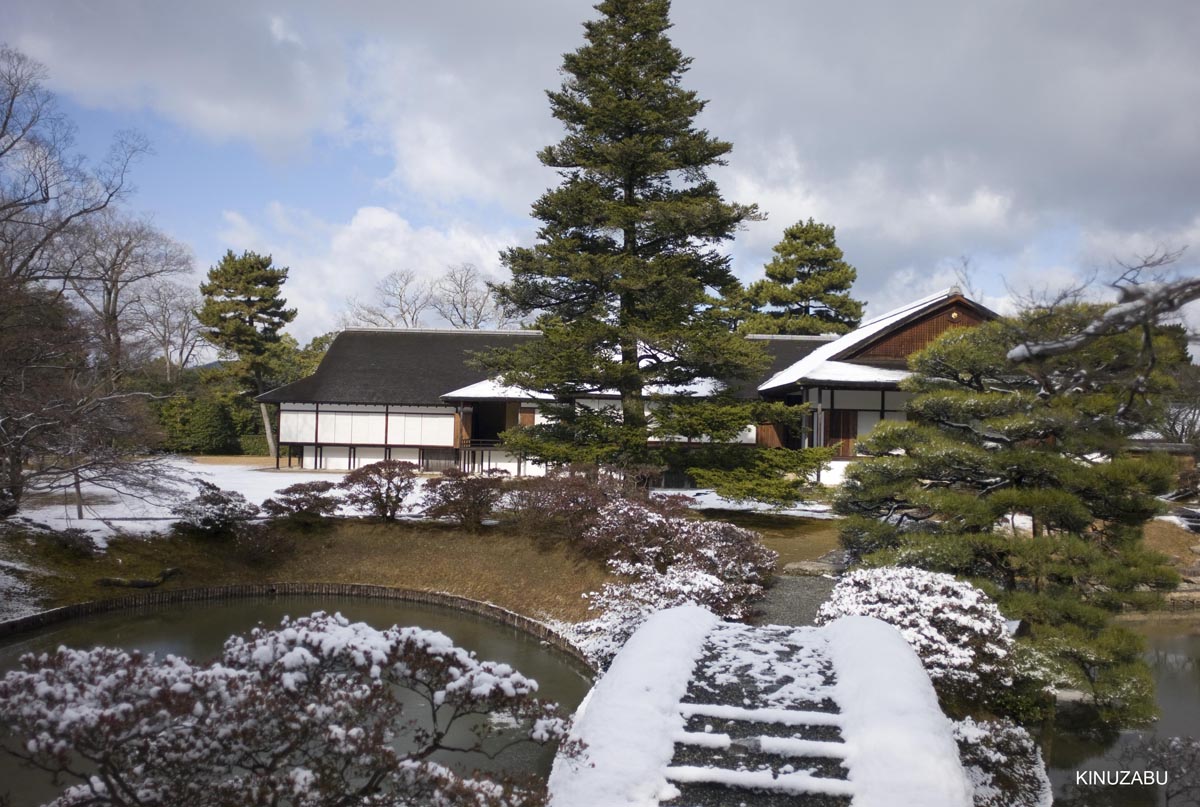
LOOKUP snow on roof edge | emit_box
[758,288,958,392]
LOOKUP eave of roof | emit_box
[758,288,995,393]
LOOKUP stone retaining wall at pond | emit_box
[0,583,596,673]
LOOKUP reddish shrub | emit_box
[261,480,341,521]
[337,461,418,520]
[421,468,509,533]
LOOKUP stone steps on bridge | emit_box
[663,623,853,806]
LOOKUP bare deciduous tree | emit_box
[432,262,517,329]
[128,279,205,383]
[66,210,193,388]
[0,46,146,284]
[0,280,183,518]
[340,268,433,328]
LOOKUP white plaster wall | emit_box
[387,413,455,447]
[390,447,420,463]
[319,449,352,471]
[885,391,912,410]
[831,389,883,410]
[280,410,316,443]
[816,460,851,486]
[355,447,386,467]
[856,411,882,448]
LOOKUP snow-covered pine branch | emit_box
[1007,255,1199,362]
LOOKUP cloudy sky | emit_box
[7,0,1200,340]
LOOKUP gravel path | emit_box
[754,575,837,627]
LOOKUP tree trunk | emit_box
[73,471,84,520]
[260,403,278,458]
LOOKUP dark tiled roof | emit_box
[727,335,836,399]
[256,329,540,405]
[257,329,833,405]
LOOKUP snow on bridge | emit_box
[549,605,971,807]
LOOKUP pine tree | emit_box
[836,305,1186,725]
[198,250,297,455]
[485,0,828,499]
[741,218,863,335]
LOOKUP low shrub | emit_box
[953,718,1052,807]
[338,461,418,520]
[422,468,509,533]
[568,499,777,667]
[261,481,341,522]
[172,481,260,537]
[503,470,619,541]
[45,527,99,559]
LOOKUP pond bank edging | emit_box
[0,583,596,673]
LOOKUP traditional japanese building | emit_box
[757,287,997,481]
[257,288,995,480]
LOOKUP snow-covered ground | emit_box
[662,489,838,520]
[14,459,352,538]
[0,554,40,622]
[12,461,838,539]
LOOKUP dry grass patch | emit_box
[190,455,276,467]
[11,520,613,623]
[695,510,842,566]
[1144,519,1200,566]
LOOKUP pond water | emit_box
[0,597,593,807]
[1047,619,1200,806]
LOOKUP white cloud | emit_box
[215,203,521,340]
[6,0,1200,321]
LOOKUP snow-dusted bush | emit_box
[172,479,260,535]
[261,480,341,521]
[338,460,418,520]
[568,500,776,667]
[0,611,566,807]
[817,567,1014,702]
[422,468,509,532]
[503,470,618,541]
[953,717,1052,807]
[568,560,729,667]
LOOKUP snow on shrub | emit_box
[816,566,1013,701]
[261,480,341,520]
[0,611,566,807]
[503,470,618,541]
[337,460,418,520]
[421,468,509,533]
[568,500,776,667]
[172,479,261,535]
[953,717,1053,807]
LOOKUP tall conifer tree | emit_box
[487,0,827,497]
[742,218,863,335]
[198,249,296,455]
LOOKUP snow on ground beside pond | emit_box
[0,556,40,622]
[13,457,367,538]
[660,489,838,519]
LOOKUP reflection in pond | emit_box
[1047,620,1200,807]
[0,597,593,807]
